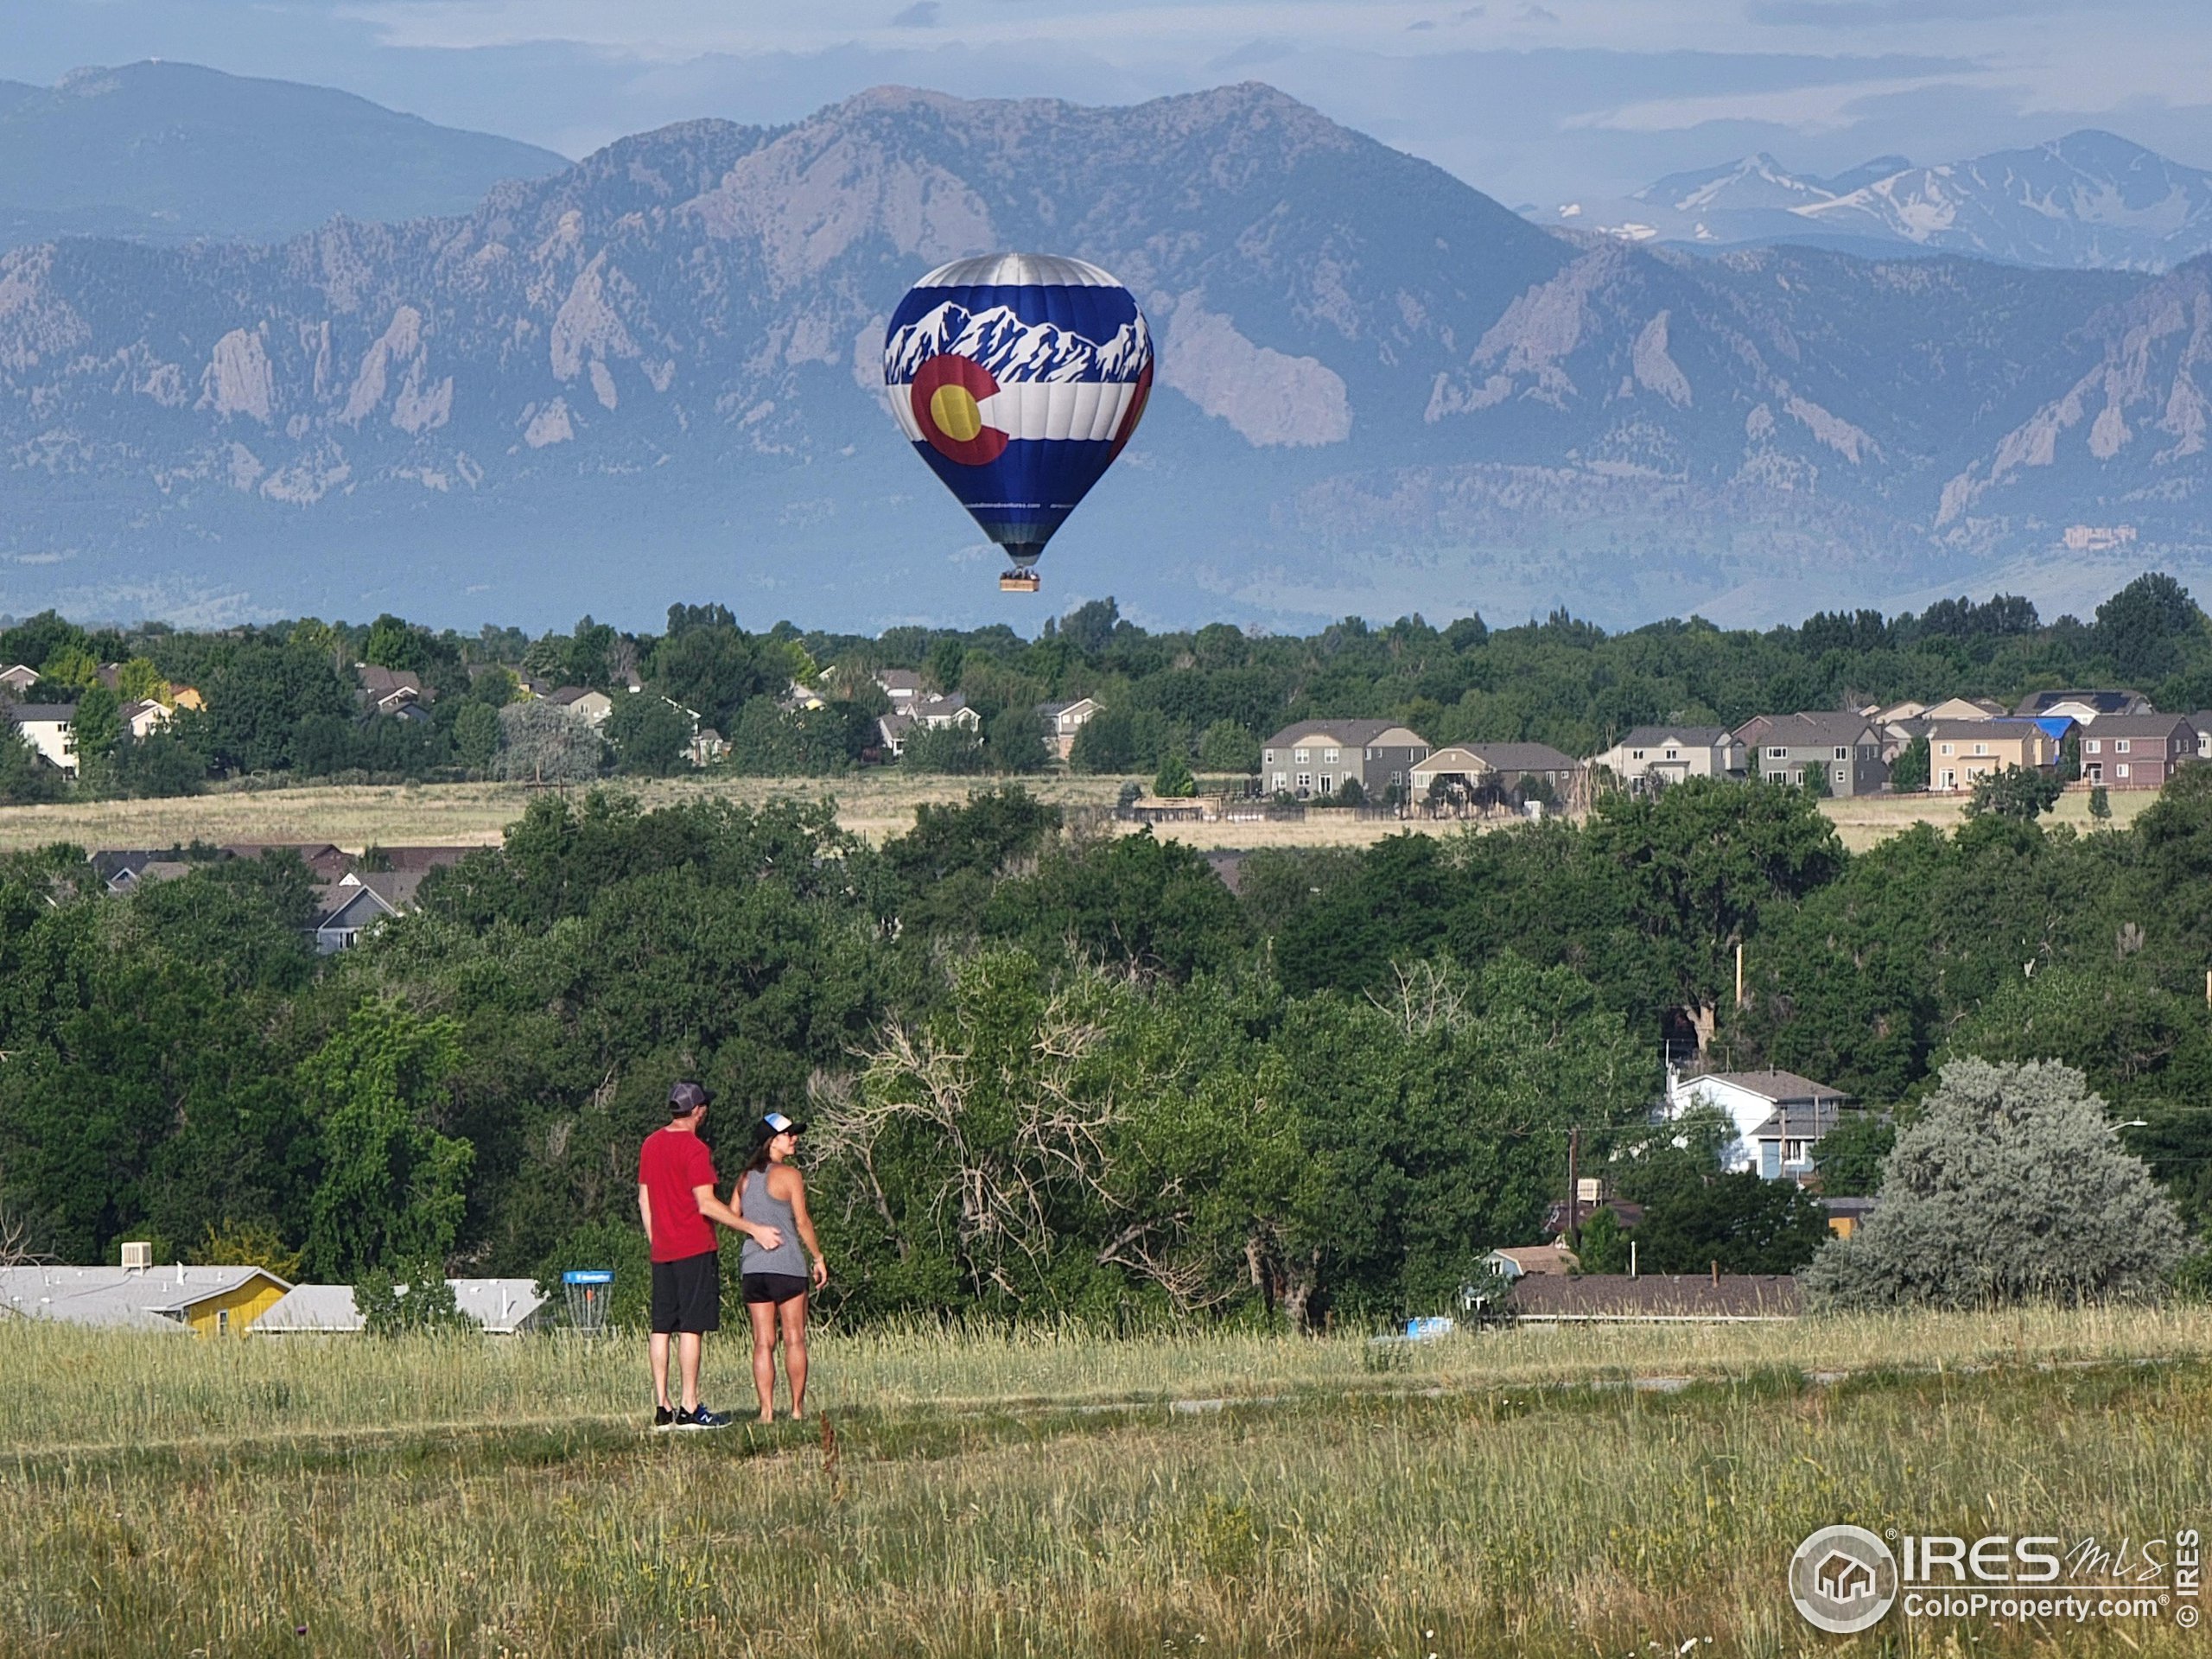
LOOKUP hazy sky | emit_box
[8,0,2212,202]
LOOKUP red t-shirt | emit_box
[638,1127,719,1262]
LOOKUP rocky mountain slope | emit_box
[0,82,2206,631]
[0,61,567,250]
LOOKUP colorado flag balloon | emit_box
[884,253,1154,592]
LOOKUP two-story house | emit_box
[1410,742,1582,807]
[1923,718,2061,791]
[1665,1067,1852,1179]
[4,703,78,775]
[2012,688,2151,724]
[1587,726,1742,792]
[1733,712,1888,797]
[2080,715,2198,789]
[1034,697,1100,761]
[1262,720,1430,799]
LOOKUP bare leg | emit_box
[650,1332,672,1410]
[780,1294,810,1420]
[747,1300,779,1422]
[677,1331,702,1413]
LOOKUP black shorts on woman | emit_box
[741,1271,808,1305]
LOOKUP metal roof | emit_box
[256,1279,550,1335]
[0,1263,289,1329]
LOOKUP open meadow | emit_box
[0,769,2143,859]
[7,1308,2210,1657]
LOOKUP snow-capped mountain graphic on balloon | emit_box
[882,252,1154,593]
[884,302,1152,385]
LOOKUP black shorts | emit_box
[742,1272,810,1306]
[651,1249,721,1334]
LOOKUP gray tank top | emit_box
[739,1168,804,1274]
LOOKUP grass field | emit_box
[6,1308,2209,1656]
[0,770,2154,859]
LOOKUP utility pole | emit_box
[1566,1125,1580,1243]
[1735,942,1745,1009]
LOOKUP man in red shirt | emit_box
[639,1081,783,1430]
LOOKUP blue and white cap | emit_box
[760,1110,807,1138]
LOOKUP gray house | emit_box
[1262,720,1431,799]
[1588,726,1742,791]
[1734,712,1888,797]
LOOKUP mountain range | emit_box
[3,69,2212,632]
[1540,131,2212,272]
[0,61,566,250]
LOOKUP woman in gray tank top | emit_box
[734,1111,828,1422]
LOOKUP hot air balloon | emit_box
[883,253,1154,593]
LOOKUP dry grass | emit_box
[3,1310,2207,1656]
[1819,785,2152,851]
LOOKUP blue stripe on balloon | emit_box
[908,436,1124,549]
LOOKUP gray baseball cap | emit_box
[668,1081,715,1114]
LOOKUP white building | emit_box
[4,703,78,774]
[1664,1067,1850,1179]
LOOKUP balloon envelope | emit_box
[883,253,1154,571]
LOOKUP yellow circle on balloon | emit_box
[930,384,985,442]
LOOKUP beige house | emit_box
[1262,720,1430,799]
[1411,742,1582,808]
[4,703,77,774]
[547,687,614,728]
[119,698,172,740]
[1920,696,2007,721]
[1924,718,2059,791]
[1035,697,1100,760]
[1587,725,1741,791]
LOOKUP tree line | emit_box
[5,573,2211,798]
[3,762,2207,1324]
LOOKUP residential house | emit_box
[170,686,205,712]
[0,664,39,696]
[255,1279,550,1336]
[1587,726,1742,793]
[311,870,427,952]
[1262,720,1431,800]
[2190,713,2212,760]
[119,698,171,740]
[226,842,355,880]
[356,664,435,719]
[1410,742,1582,810]
[1481,1244,1577,1282]
[875,669,925,708]
[364,846,471,874]
[1035,697,1101,760]
[2079,715,2198,789]
[1923,718,2061,791]
[1503,1274,1801,1322]
[0,1258,292,1336]
[875,711,918,757]
[4,703,78,774]
[1734,712,1887,796]
[913,693,982,732]
[1920,696,2008,721]
[688,728,728,768]
[1666,1067,1851,1177]
[2012,689,2151,724]
[547,686,614,728]
[1820,1196,1878,1240]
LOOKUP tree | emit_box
[1808,1111,1895,1197]
[0,728,62,804]
[1966,763,2063,821]
[454,702,501,770]
[1154,752,1196,798]
[1070,706,1138,773]
[1890,734,1929,793]
[2095,573,2202,683]
[1801,1058,2186,1307]
[1573,1205,1630,1273]
[605,693,694,777]
[987,706,1050,774]
[1625,1170,1832,1274]
[2090,785,2112,822]
[1334,777,1365,807]
[355,1262,472,1335]
[902,722,987,774]
[1799,760,1831,798]
[300,1002,474,1281]
[71,683,120,763]
[363,613,430,674]
[1197,720,1260,775]
[493,701,606,782]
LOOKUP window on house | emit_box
[1263,750,1274,766]
[2118,764,2131,779]
[1390,772,1403,787]
[1834,747,1847,760]
[2087,740,2101,753]
[2115,739,2131,753]
[1294,747,1309,764]
[1630,749,1645,760]
[1323,748,1340,764]
[1319,774,1333,794]
[1940,742,1953,755]
[1295,772,1312,793]
[218,1309,230,1335]
[1834,767,1847,785]
[1664,748,1679,760]
[1271,772,1287,790]
[1767,747,1787,760]
[1973,743,1987,756]
[1766,771,1789,784]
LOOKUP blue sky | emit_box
[6,0,2212,202]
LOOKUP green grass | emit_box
[5,1310,2211,1656]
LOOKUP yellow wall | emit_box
[182,1275,289,1337]
[1827,1216,1858,1240]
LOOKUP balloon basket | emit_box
[999,570,1042,594]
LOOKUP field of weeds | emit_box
[5,1309,2209,1656]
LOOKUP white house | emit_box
[1587,726,1741,791]
[1664,1067,1850,1179]
[4,703,78,774]
[547,687,614,728]
[119,698,172,740]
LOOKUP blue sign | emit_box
[562,1268,614,1286]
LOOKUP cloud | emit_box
[1516,3,1559,19]
[1750,0,2068,21]
[889,1,940,25]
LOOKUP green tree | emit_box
[362,613,429,674]
[300,1003,474,1281]
[1070,706,1138,773]
[1890,734,1929,792]
[1624,1170,1832,1275]
[1799,759,1831,798]
[987,706,1050,775]
[114,658,168,704]
[453,702,501,770]
[2090,785,2113,821]
[355,1262,472,1335]
[1966,763,2063,821]
[0,728,62,804]
[1809,1111,1896,1197]
[1154,752,1196,798]
[1802,1058,2186,1307]
[603,694,693,777]
[1197,720,1260,775]
[71,683,120,761]
[1573,1205,1630,1273]
[2095,572,2203,683]
[493,702,605,782]
[902,722,987,774]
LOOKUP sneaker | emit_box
[676,1404,731,1430]
[652,1405,676,1432]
